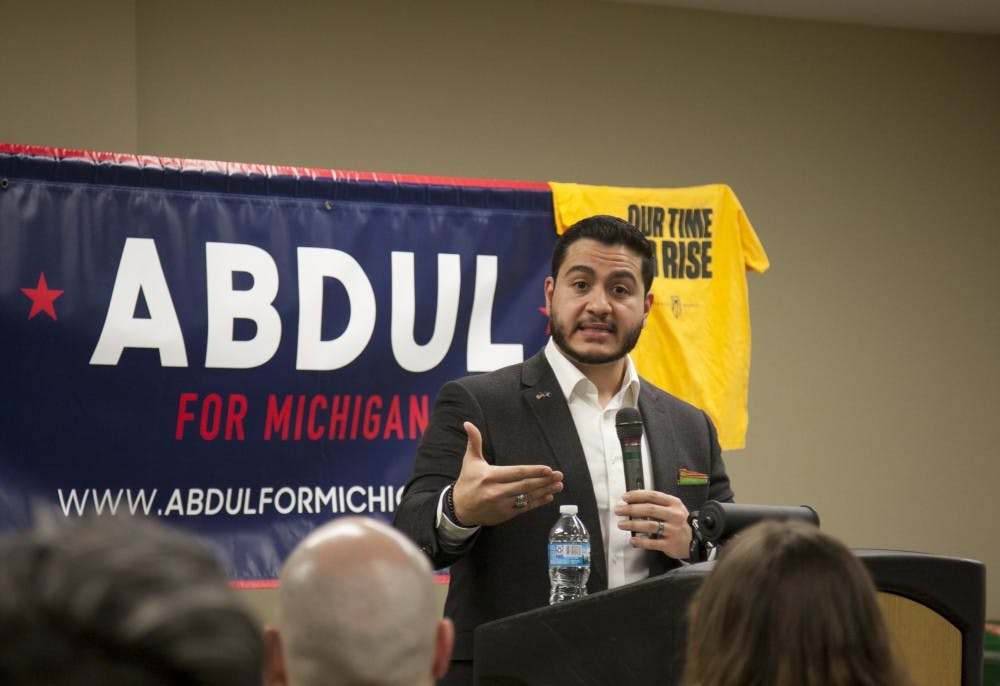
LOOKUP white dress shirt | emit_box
[543,338,654,588]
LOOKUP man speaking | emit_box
[394,215,733,684]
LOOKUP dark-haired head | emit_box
[551,215,655,293]
[682,520,912,686]
[0,515,263,686]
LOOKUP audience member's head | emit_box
[0,514,263,686]
[682,520,911,686]
[266,516,452,686]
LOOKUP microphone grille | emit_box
[614,407,644,441]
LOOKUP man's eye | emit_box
[572,281,589,291]
[612,285,631,296]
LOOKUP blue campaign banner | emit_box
[0,144,556,580]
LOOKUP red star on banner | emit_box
[21,272,64,320]
[538,305,551,335]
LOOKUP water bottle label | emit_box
[548,542,591,567]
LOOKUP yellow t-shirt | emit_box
[549,182,769,450]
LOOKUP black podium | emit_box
[473,550,984,686]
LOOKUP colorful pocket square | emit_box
[677,468,709,486]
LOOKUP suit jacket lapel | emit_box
[639,383,679,498]
[639,383,692,574]
[520,351,609,592]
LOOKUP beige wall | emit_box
[1,0,137,152]
[3,0,998,621]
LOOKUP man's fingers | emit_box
[454,421,563,525]
[618,503,664,520]
[617,502,687,523]
[482,471,562,503]
[488,464,559,484]
[526,479,564,505]
[516,473,563,495]
[622,489,680,507]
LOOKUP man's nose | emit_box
[585,289,612,314]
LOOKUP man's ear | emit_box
[263,625,288,686]
[432,617,455,679]
[642,290,654,326]
[544,276,555,312]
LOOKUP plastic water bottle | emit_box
[548,504,591,604]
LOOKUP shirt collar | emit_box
[544,338,640,406]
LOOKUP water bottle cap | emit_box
[559,504,578,515]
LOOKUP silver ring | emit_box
[514,494,528,509]
[650,520,665,540]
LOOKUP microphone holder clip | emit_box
[687,512,717,563]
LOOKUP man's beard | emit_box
[550,315,643,366]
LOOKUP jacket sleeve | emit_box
[705,409,735,504]
[392,380,484,569]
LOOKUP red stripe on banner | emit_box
[229,579,280,590]
[0,142,551,191]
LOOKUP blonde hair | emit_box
[682,521,911,686]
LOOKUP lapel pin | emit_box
[535,391,552,400]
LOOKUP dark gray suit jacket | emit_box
[393,349,733,663]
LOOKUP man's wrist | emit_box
[444,482,467,527]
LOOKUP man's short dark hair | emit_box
[0,515,263,686]
[551,215,655,293]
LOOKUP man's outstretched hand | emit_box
[451,422,564,527]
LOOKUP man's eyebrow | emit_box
[608,269,639,284]
[562,265,639,284]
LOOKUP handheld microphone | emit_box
[615,408,645,492]
[615,408,645,536]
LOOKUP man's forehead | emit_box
[560,239,643,277]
